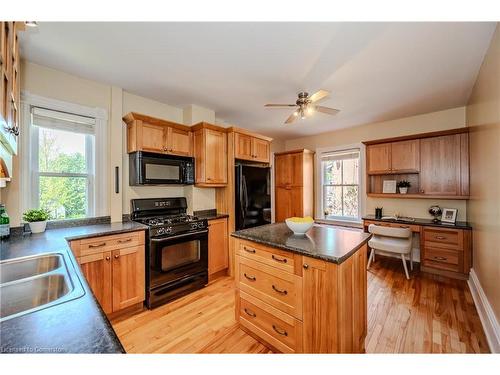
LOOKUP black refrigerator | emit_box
[235,164,271,230]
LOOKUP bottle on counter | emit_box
[0,204,10,239]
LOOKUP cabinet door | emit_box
[112,246,145,312]
[290,152,304,187]
[167,126,192,156]
[290,187,304,217]
[420,135,461,196]
[275,154,291,187]
[78,251,113,314]
[208,218,228,275]
[205,129,227,183]
[366,143,391,174]
[391,139,420,172]
[252,138,270,163]
[235,133,253,161]
[275,187,292,222]
[142,122,167,153]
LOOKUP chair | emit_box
[367,224,413,279]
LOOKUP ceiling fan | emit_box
[265,89,340,124]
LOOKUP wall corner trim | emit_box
[468,268,500,353]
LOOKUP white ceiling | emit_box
[19,22,496,139]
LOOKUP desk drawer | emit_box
[423,247,461,272]
[238,291,302,353]
[364,220,420,233]
[237,239,296,274]
[423,228,463,250]
[237,256,302,319]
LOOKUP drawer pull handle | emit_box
[89,242,106,248]
[272,255,287,263]
[433,256,447,261]
[272,285,288,295]
[244,308,256,318]
[272,325,288,336]
[244,273,256,281]
[118,238,132,243]
[243,247,256,254]
[435,236,446,240]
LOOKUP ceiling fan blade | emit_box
[315,105,340,116]
[265,104,297,108]
[285,112,298,124]
[308,89,330,103]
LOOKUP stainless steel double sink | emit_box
[0,252,85,322]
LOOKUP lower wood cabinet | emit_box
[208,218,229,279]
[234,238,367,353]
[69,230,146,315]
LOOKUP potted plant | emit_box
[397,180,411,194]
[23,209,50,234]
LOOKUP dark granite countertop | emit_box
[193,209,229,221]
[232,223,371,264]
[0,221,148,353]
[362,215,472,229]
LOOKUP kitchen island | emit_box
[231,223,371,353]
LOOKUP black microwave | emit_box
[129,151,195,185]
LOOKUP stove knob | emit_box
[166,226,173,234]
[191,223,198,230]
[157,227,166,235]
[197,222,205,229]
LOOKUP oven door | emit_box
[149,230,208,289]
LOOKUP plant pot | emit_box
[29,221,47,234]
[399,187,408,194]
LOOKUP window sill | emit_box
[315,218,363,229]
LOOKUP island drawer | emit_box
[69,231,145,257]
[237,256,302,319]
[236,239,297,274]
[423,228,463,250]
[238,290,303,353]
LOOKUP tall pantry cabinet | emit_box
[274,149,315,222]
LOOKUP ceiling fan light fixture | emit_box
[293,111,298,117]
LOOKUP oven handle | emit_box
[150,229,208,242]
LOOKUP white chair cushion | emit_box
[368,224,411,238]
[369,235,412,254]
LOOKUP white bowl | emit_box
[285,219,314,235]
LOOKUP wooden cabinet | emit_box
[208,217,229,278]
[0,21,23,165]
[366,143,391,174]
[274,150,314,222]
[234,238,368,353]
[420,134,468,196]
[192,123,227,186]
[70,230,146,315]
[364,129,469,199]
[124,112,192,157]
[234,130,271,163]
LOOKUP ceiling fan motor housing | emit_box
[296,92,310,107]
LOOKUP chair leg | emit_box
[367,248,375,270]
[410,248,414,271]
[401,254,410,279]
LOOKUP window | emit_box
[320,148,361,221]
[30,107,96,220]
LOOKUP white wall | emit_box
[285,107,468,221]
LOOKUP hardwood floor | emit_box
[112,257,489,353]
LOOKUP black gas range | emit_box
[131,197,208,309]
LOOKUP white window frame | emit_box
[315,143,366,226]
[20,92,108,220]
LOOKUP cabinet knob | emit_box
[114,254,119,259]
[303,263,309,269]
[105,256,110,261]
[420,189,425,193]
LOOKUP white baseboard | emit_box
[467,268,500,353]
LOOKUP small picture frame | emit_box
[441,208,458,223]
[382,180,397,194]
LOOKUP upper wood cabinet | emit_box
[420,134,468,196]
[124,112,193,157]
[0,21,23,159]
[233,129,272,163]
[192,122,228,186]
[274,149,314,222]
[363,128,469,199]
[366,140,420,174]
